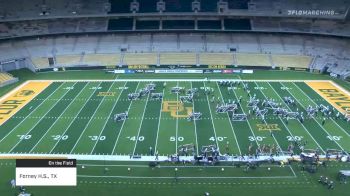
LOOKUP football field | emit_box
[0,79,349,158]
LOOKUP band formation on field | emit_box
[0,79,349,163]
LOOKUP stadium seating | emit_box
[31,57,50,69]
[236,53,271,67]
[199,53,233,65]
[0,72,16,87]
[271,55,312,68]
[55,55,81,66]
[165,0,192,12]
[123,53,157,65]
[83,54,120,66]
[160,53,196,65]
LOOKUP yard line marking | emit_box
[132,86,150,155]
[77,175,296,179]
[230,84,260,148]
[266,82,326,154]
[203,82,220,151]
[190,82,199,155]
[154,88,165,153]
[298,83,350,138]
[216,82,241,155]
[284,82,346,152]
[0,83,64,144]
[48,82,103,154]
[88,82,127,154]
[252,82,284,156]
[32,79,332,82]
[111,82,140,155]
[29,82,89,153]
[175,81,179,153]
[8,82,77,152]
[70,81,120,154]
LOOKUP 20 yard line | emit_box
[216,82,241,155]
[88,82,127,154]
[48,82,103,154]
[29,82,89,153]
[111,82,141,155]
[283,82,346,152]
[8,82,78,153]
[266,82,325,154]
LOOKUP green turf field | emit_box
[0,79,349,157]
[0,69,349,196]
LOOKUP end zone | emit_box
[0,81,52,125]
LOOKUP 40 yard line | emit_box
[216,82,241,155]
[190,82,199,155]
[111,82,140,155]
[132,84,150,156]
[154,88,165,154]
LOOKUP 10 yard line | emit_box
[9,82,78,153]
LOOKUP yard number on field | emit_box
[287,136,303,141]
[89,135,106,141]
[248,136,266,142]
[327,136,342,141]
[52,135,69,140]
[170,136,184,142]
[209,136,227,142]
[17,135,31,140]
[127,136,144,141]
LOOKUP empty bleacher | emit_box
[236,53,271,67]
[123,53,157,65]
[271,55,312,68]
[31,57,50,69]
[0,72,16,87]
[83,54,120,66]
[55,55,81,66]
[160,53,196,65]
[199,53,233,65]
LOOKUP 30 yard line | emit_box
[111,82,140,155]
[8,82,78,153]
[0,83,64,145]
[190,82,199,155]
[48,82,103,154]
[216,82,241,155]
[29,82,89,153]
[88,82,127,154]
[251,82,284,155]
[266,82,326,154]
[203,81,220,151]
[131,88,150,156]
[282,82,346,152]
[230,83,260,148]
[70,81,121,154]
